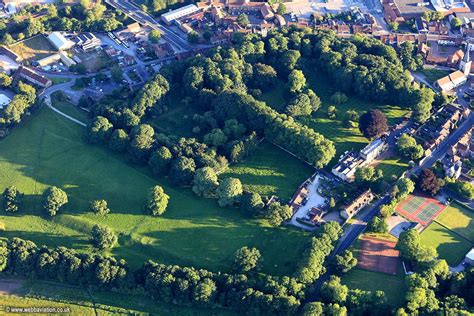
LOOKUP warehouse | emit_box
[161,4,200,25]
[47,32,74,51]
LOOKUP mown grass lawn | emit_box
[436,202,474,242]
[260,66,410,167]
[420,221,473,266]
[0,107,308,275]
[416,67,450,85]
[342,267,407,307]
[223,141,314,200]
[375,157,409,182]
[9,35,58,61]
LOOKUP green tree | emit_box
[330,92,348,104]
[43,186,68,217]
[2,186,22,213]
[321,275,348,303]
[169,157,196,186]
[396,229,437,263]
[262,201,292,226]
[276,3,286,15]
[89,199,110,216]
[237,13,249,27]
[192,167,219,197]
[0,73,12,87]
[111,65,124,83]
[233,246,262,273]
[396,178,415,199]
[203,128,228,148]
[367,216,388,233]
[332,250,357,274]
[147,185,170,216]
[397,134,424,160]
[88,116,113,144]
[149,29,161,43]
[127,124,155,164]
[240,191,264,216]
[302,302,325,316]
[288,69,306,94]
[90,224,117,249]
[451,17,462,29]
[108,129,129,152]
[187,31,199,44]
[216,177,243,207]
[148,146,173,175]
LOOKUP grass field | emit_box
[420,221,473,266]
[0,107,308,275]
[416,67,450,85]
[342,234,406,307]
[342,267,407,307]
[436,202,474,242]
[375,157,408,182]
[9,35,58,62]
[260,66,410,167]
[223,142,314,200]
[51,94,89,123]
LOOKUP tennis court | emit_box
[395,194,447,227]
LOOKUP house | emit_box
[47,32,74,51]
[360,137,388,163]
[260,3,274,20]
[340,189,374,219]
[126,22,141,33]
[443,159,463,179]
[332,152,365,182]
[13,66,52,88]
[75,33,101,51]
[161,4,200,25]
[435,70,467,92]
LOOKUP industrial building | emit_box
[161,4,200,25]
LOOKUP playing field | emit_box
[9,35,58,62]
[0,107,308,275]
[396,194,447,227]
[357,236,400,275]
[260,65,410,167]
[223,142,314,200]
[436,202,474,242]
[343,234,406,307]
[420,221,473,266]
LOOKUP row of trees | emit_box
[294,222,342,283]
[0,237,308,314]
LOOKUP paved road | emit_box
[409,111,474,176]
[105,0,194,52]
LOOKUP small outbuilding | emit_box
[466,248,474,265]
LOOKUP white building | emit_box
[360,138,388,163]
[0,93,11,109]
[466,248,474,265]
[331,152,365,182]
[161,4,199,25]
[47,32,74,51]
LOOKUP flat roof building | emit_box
[360,138,388,163]
[47,32,74,51]
[161,4,200,25]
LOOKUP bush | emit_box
[89,199,110,216]
[43,186,68,217]
[90,224,117,250]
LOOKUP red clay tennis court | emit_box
[395,194,447,227]
[357,236,400,275]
